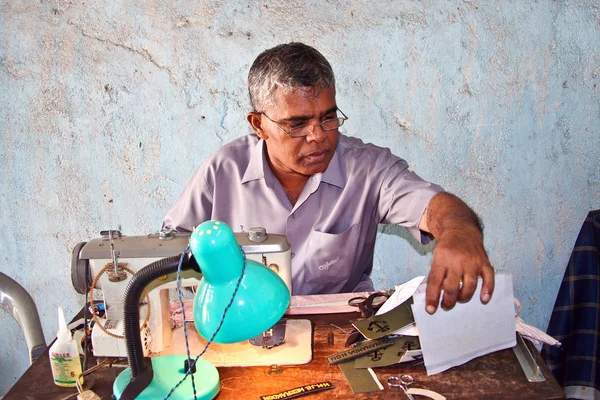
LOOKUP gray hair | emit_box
[248,42,336,112]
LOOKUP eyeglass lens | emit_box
[290,117,345,137]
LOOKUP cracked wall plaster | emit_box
[1,0,599,394]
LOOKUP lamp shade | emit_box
[190,220,290,343]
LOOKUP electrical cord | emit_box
[163,247,248,400]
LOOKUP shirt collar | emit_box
[240,135,346,189]
[241,136,267,184]
[320,146,345,189]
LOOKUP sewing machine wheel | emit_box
[71,241,91,294]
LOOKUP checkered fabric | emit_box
[542,210,600,400]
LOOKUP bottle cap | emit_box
[57,306,71,341]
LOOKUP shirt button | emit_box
[291,252,295,258]
[291,212,296,219]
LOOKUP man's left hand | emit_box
[424,227,494,314]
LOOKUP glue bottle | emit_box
[49,306,83,387]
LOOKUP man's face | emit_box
[250,87,339,181]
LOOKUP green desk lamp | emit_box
[112,220,291,400]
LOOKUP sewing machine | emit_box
[70,227,311,364]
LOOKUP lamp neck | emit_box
[120,253,198,400]
[197,243,243,283]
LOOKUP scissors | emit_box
[345,290,393,346]
[388,375,415,400]
[347,290,393,318]
[388,375,447,400]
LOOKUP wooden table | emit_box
[4,313,565,400]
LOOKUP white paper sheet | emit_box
[376,276,425,315]
[375,276,425,336]
[411,274,516,375]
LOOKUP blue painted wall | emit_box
[1,0,598,394]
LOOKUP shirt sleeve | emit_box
[162,161,214,233]
[378,160,444,244]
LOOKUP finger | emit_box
[480,265,495,304]
[425,266,446,314]
[457,274,478,303]
[440,272,462,311]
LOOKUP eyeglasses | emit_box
[261,109,348,138]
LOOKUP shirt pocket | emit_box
[304,223,360,287]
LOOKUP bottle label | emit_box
[50,353,82,386]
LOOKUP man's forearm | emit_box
[421,192,483,241]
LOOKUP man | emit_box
[163,42,494,314]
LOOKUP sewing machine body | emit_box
[72,229,292,358]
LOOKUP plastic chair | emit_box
[0,271,46,364]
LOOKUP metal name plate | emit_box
[354,336,421,368]
[351,298,415,340]
[326,337,395,365]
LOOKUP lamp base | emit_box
[113,355,220,400]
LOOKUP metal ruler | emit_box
[512,333,545,382]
